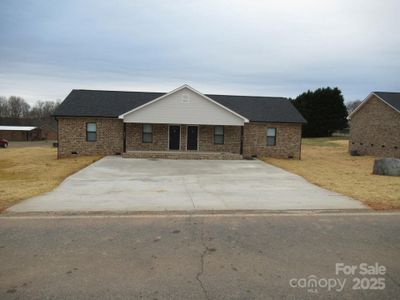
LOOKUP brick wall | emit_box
[243,122,302,159]
[126,123,168,151]
[126,123,241,153]
[0,130,30,141]
[198,125,241,153]
[58,117,123,158]
[349,96,400,158]
[58,119,303,159]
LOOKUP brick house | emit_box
[54,85,306,159]
[348,92,400,158]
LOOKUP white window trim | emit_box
[267,127,277,146]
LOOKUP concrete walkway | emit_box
[8,157,367,213]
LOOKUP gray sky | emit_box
[0,0,399,105]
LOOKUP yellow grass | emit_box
[0,146,100,212]
[262,138,400,210]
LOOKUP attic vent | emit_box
[181,93,190,103]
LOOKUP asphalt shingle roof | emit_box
[373,92,400,112]
[54,89,307,123]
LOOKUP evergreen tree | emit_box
[292,87,348,137]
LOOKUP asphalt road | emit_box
[0,212,399,299]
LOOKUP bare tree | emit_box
[7,96,30,118]
[30,100,60,119]
[0,96,61,119]
[0,96,8,117]
[346,100,362,115]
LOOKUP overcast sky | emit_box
[0,0,399,104]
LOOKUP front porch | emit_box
[122,150,242,160]
[118,85,249,160]
[122,123,243,159]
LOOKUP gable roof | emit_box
[119,84,249,123]
[54,88,307,123]
[348,91,400,118]
[373,92,400,112]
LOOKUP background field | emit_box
[0,141,100,212]
[263,137,400,209]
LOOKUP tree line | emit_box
[0,96,60,119]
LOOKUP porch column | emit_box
[123,123,127,152]
[240,126,244,155]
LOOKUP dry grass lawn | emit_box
[0,145,100,212]
[262,137,400,210]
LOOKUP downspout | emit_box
[299,123,302,160]
[55,117,59,159]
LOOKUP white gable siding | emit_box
[121,87,245,126]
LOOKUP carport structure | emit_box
[0,125,38,141]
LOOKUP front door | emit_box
[187,126,198,150]
[169,125,180,150]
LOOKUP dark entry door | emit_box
[169,125,180,150]
[187,126,198,150]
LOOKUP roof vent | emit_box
[181,94,190,104]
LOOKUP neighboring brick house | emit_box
[348,92,400,158]
[53,85,306,159]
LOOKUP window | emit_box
[142,124,153,143]
[214,126,224,144]
[267,128,276,146]
[86,123,97,142]
[181,93,190,103]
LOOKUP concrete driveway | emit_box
[8,157,366,212]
